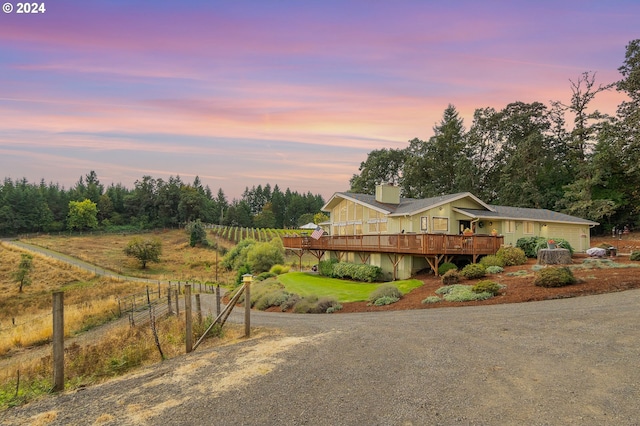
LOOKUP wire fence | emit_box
[0,311,51,333]
[1,284,230,405]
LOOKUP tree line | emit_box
[0,171,325,235]
[350,40,640,233]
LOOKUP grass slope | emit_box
[279,272,423,303]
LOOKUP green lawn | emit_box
[278,272,423,303]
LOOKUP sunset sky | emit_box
[0,1,638,200]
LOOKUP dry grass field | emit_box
[0,243,152,356]
[0,229,258,409]
[20,229,243,283]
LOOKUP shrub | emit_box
[438,262,457,276]
[221,239,256,270]
[292,296,317,313]
[435,285,494,302]
[269,264,290,275]
[421,296,441,304]
[256,272,276,281]
[479,255,504,268]
[326,304,343,314]
[368,284,402,304]
[246,239,285,273]
[517,237,575,257]
[496,246,527,266]
[441,269,460,285]
[372,296,400,306]
[318,259,338,277]
[333,262,382,282]
[459,263,486,279]
[534,267,577,288]
[292,296,341,313]
[631,251,640,261]
[253,289,291,310]
[235,263,251,286]
[472,280,501,295]
[485,265,504,274]
[280,294,301,311]
[581,258,615,269]
[516,237,540,258]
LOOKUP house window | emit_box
[505,220,515,233]
[340,205,347,222]
[368,219,387,233]
[354,223,363,235]
[420,216,428,231]
[524,221,534,234]
[433,217,448,232]
[355,204,363,221]
[367,210,388,233]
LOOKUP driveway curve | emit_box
[3,240,163,284]
[2,241,640,425]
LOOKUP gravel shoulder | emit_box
[3,289,640,426]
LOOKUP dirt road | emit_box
[3,287,640,425]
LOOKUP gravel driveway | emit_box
[3,287,640,425]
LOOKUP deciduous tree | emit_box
[67,199,98,231]
[124,237,162,269]
[349,148,407,195]
[13,253,33,293]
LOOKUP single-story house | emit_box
[283,184,598,280]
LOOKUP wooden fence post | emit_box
[52,291,64,392]
[185,285,192,353]
[175,290,180,316]
[242,274,252,337]
[167,288,173,315]
[216,284,221,317]
[195,294,202,325]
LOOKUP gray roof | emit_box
[327,191,598,226]
[456,205,598,225]
[329,192,488,216]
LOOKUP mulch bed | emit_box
[337,254,640,313]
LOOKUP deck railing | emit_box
[282,233,503,256]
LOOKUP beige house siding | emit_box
[317,189,596,280]
[452,198,487,209]
[478,220,591,250]
[545,224,590,252]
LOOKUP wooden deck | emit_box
[282,233,504,257]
